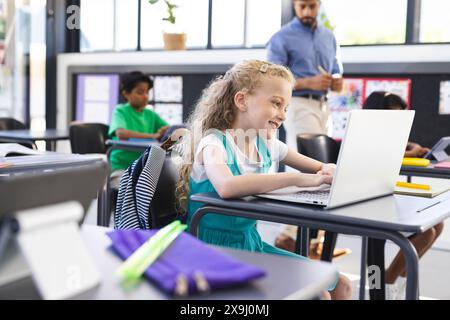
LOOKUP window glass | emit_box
[115,0,138,50]
[247,0,281,47]
[211,0,245,47]
[80,0,114,51]
[322,0,407,45]
[420,0,450,43]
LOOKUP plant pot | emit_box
[163,33,187,51]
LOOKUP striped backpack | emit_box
[114,145,166,229]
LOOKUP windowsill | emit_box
[59,48,268,66]
[60,43,450,65]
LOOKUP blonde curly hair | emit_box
[175,59,294,213]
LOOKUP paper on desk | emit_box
[394,181,450,198]
[0,162,11,168]
[0,153,104,168]
[0,143,43,157]
[434,161,450,169]
[262,184,331,195]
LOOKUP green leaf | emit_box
[163,16,176,24]
[148,0,177,25]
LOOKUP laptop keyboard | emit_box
[293,190,330,202]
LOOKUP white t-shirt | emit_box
[191,132,289,182]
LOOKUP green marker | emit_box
[116,220,187,281]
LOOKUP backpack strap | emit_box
[136,145,166,229]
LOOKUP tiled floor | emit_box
[256,221,450,300]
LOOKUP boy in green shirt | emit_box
[109,71,169,174]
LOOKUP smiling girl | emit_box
[176,60,351,299]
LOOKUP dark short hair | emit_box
[120,71,153,94]
[292,0,321,3]
[363,91,407,110]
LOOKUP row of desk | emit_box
[0,129,69,151]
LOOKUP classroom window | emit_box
[321,0,407,45]
[140,0,208,49]
[179,0,209,48]
[140,0,166,49]
[80,0,115,52]
[419,0,450,43]
[246,0,281,47]
[115,0,138,50]
[0,0,47,140]
[211,0,245,47]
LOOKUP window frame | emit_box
[79,0,450,53]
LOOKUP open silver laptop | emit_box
[258,110,415,209]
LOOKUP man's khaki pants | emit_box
[283,96,331,151]
[282,96,331,238]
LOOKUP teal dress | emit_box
[187,132,304,259]
[186,131,339,291]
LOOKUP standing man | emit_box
[267,0,342,150]
[267,0,344,254]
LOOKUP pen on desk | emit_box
[396,181,431,190]
[417,201,441,213]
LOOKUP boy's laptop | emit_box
[258,110,415,209]
[424,136,450,162]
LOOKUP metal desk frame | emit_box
[187,194,438,300]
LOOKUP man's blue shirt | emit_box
[267,17,342,97]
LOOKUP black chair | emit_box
[149,154,182,228]
[0,117,27,130]
[0,117,35,149]
[296,134,341,262]
[69,122,116,225]
[69,122,109,154]
[297,134,341,164]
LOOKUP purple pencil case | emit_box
[107,229,266,296]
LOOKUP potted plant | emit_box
[148,0,187,51]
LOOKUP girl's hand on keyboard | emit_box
[318,163,336,176]
[296,173,333,187]
[318,174,333,185]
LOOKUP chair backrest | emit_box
[0,118,26,130]
[0,118,34,148]
[297,134,340,164]
[149,154,181,228]
[69,122,109,154]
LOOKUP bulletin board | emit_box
[340,73,450,149]
[329,77,412,139]
[152,76,184,125]
[439,81,450,115]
